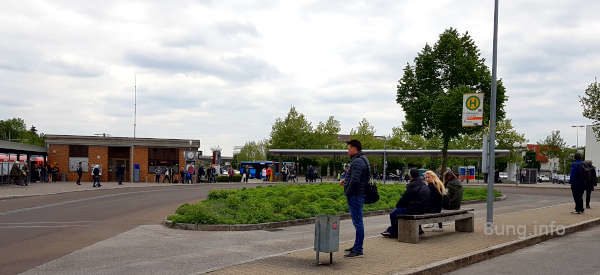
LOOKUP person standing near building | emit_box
[154,167,161,183]
[116,164,125,185]
[570,152,586,214]
[163,166,171,183]
[40,164,47,183]
[341,139,369,258]
[244,165,250,183]
[583,160,598,209]
[266,166,273,182]
[92,165,102,188]
[76,162,83,185]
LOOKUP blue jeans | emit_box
[386,207,408,237]
[347,195,365,254]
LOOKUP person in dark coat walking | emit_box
[341,140,370,258]
[583,160,598,209]
[91,165,102,188]
[76,162,83,185]
[116,164,125,185]
[382,168,431,238]
[570,152,586,214]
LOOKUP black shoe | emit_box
[344,251,363,258]
[586,205,591,209]
[380,232,392,238]
[344,247,354,252]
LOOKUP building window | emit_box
[69,145,89,157]
[148,148,178,169]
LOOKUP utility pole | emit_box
[487,0,499,228]
[131,74,137,183]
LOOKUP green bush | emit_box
[169,183,499,225]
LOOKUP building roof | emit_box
[269,149,510,158]
[45,135,200,148]
[0,140,47,154]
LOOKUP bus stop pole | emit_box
[487,0,499,228]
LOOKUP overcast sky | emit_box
[1,0,599,155]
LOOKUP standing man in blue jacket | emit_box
[570,152,586,214]
[341,139,370,258]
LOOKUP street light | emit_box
[487,0,500,228]
[571,125,585,149]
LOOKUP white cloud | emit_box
[1,0,599,155]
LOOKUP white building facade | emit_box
[586,125,600,174]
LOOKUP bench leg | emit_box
[455,214,474,232]
[398,220,419,243]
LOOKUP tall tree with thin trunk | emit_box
[396,28,507,173]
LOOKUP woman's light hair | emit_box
[424,170,447,195]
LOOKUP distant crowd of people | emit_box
[152,164,233,184]
[7,162,62,186]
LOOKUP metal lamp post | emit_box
[571,125,585,149]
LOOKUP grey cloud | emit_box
[125,51,279,82]
[215,21,259,37]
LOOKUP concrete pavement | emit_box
[449,223,600,275]
[18,187,590,275]
[0,182,263,275]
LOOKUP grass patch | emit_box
[168,183,501,225]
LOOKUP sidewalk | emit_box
[211,203,600,275]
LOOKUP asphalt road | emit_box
[0,183,582,275]
[0,183,261,275]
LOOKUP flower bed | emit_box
[167,183,500,225]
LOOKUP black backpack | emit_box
[583,163,597,187]
[93,167,100,176]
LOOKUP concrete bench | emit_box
[397,208,474,243]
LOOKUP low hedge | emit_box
[167,183,501,225]
[216,175,243,182]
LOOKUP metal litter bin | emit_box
[314,215,339,265]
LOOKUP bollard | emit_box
[314,215,339,265]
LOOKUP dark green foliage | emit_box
[169,183,499,225]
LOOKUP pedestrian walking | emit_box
[163,166,171,183]
[583,160,598,209]
[341,140,370,258]
[116,164,125,185]
[92,165,102,188]
[76,162,83,185]
[261,167,267,182]
[40,164,47,183]
[570,152,586,214]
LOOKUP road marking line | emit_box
[0,220,96,225]
[0,225,89,229]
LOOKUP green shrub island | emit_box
[168,183,501,225]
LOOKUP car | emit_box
[537,175,550,182]
[499,172,508,181]
[552,174,570,184]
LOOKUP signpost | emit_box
[462,93,484,127]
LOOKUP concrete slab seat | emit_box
[397,208,475,243]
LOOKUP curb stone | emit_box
[394,217,600,275]
[163,195,507,231]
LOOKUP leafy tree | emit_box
[580,80,600,140]
[313,116,342,149]
[349,118,382,149]
[234,140,268,163]
[0,118,45,146]
[396,28,507,172]
[270,106,314,149]
[537,130,566,159]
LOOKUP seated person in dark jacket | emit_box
[382,168,431,238]
[443,170,463,210]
